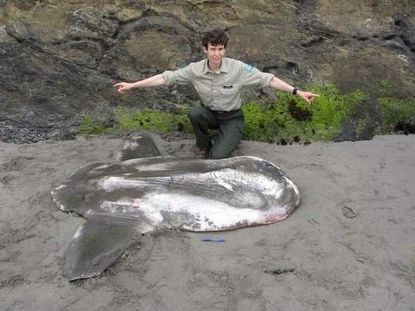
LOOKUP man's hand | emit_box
[114,75,167,94]
[114,82,134,94]
[297,91,319,103]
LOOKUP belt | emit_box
[202,104,237,115]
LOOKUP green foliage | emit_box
[112,107,193,133]
[174,113,194,133]
[379,80,395,97]
[243,83,367,142]
[377,80,415,132]
[79,84,369,142]
[80,83,414,142]
[115,108,172,132]
[378,96,415,132]
[79,116,106,135]
[79,108,193,136]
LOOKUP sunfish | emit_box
[51,133,300,280]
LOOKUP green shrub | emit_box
[379,97,415,132]
[111,107,192,133]
[79,116,106,135]
[80,84,376,142]
[377,80,415,132]
[115,108,172,132]
[243,83,367,142]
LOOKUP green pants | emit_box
[188,106,244,159]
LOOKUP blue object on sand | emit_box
[201,237,225,242]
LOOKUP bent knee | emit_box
[208,148,232,159]
[187,108,204,121]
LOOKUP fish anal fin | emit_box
[63,221,138,281]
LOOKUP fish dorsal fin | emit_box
[116,132,163,162]
[63,220,145,281]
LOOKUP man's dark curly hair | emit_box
[202,28,229,48]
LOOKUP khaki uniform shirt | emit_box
[162,57,274,111]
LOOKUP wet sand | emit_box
[1,134,414,310]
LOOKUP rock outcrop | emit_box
[1,0,414,143]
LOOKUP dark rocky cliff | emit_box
[1,0,414,143]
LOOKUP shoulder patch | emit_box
[244,64,256,73]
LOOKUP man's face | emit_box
[203,43,226,68]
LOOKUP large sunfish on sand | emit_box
[51,133,300,280]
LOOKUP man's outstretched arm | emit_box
[114,74,167,94]
[269,76,319,103]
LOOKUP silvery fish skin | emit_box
[53,156,300,232]
[51,135,300,280]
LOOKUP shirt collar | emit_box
[203,58,229,74]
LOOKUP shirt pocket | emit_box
[219,83,240,97]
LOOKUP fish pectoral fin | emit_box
[63,220,138,281]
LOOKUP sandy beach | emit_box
[1,134,414,311]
